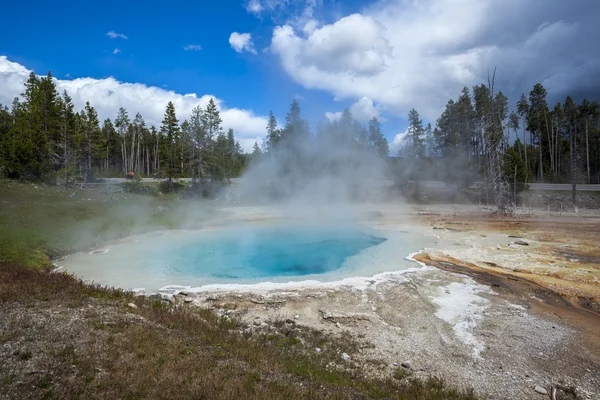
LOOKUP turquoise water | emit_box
[60,223,432,292]
[145,225,386,279]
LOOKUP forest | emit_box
[0,70,599,201]
[400,81,600,189]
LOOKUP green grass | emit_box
[0,180,220,267]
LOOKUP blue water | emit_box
[144,225,386,280]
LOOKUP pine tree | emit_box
[252,142,262,163]
[282,99,309,147]
[528,83,549,181]
[203,98,222,142]
[265,110,279,152]
[160,101,181,185]
[57,90,75,184]
[368,117,389,157]
[424,123,434,157]
[406,108,425,159]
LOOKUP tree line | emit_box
[3,69,596,206]
[399,77,600,209]
[0,72,247,192]
[0,72,391,194]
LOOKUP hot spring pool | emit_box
[59,223,433,293]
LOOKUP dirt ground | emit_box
[176,203,600,400]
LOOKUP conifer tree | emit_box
[159,101,181,185]
[406,108,425,159]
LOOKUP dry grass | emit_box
[0,263,480,400]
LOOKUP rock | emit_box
[285,319,295,324]
[184,297,193,303]
[401,362,412,370]
[315,348,321,353]
[534,386,547,395]
[514,240,529,246]
[335,322,341,328]
[179,291,188,296]
[127,303,138,309]
[341,353,351,362]
[294,314,300,320]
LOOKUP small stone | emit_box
[341,353,351,362]
[315,348,321,353]
[534,386,547,395]
[335,322,341,328]
[179,291,188,296]
[514,240,529,246]
[285,318,294,324]
[184,297,193,303]
[294,314,300,320]
[127,303,138,309]
[401,362,412,370]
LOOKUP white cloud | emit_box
[270,0,600,121]
[229,32,257,54]
[112,48,121,55]
[324,111,341,122]
[245,0,263,15]
[325,96,383,123]
[0,56,268,152]
[183,44,202,51]
[389,129,409,155]
[106,30,128,40]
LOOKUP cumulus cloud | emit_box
[389,129,409,155]
[229,32,257,54]
[0,56,267,152]
[270,0,600,121]
[183,44,202,51]
[112,48,121,55]
[326,96,383,123]
[106,30,128,39]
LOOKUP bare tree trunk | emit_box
[585,117,590,183]
[522,116,528,178]
[545,113,553,176]
[130,129,135,173]
[538,120,544,181]
[570,125,577,210]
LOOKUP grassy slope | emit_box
[0,181,479,399]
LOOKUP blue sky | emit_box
[1,0,598,152]
[0,0,382,146]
